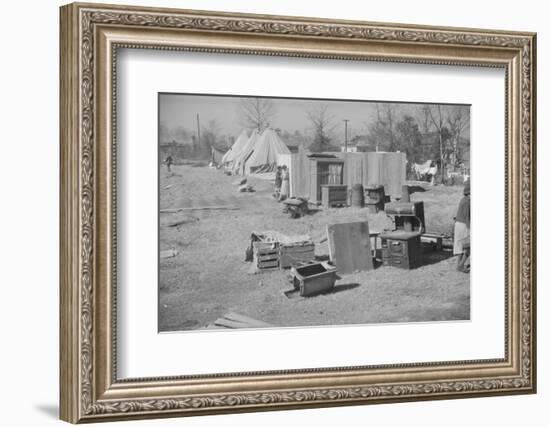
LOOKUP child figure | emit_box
[164,155,173,173]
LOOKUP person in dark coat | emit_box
[454,181,470,272]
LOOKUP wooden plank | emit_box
[257,249,278,255]
[257,260,279,265]
[310,159,318,202]
[299,149,309,198]
[346,153,363,186]
[281,245,315,254]
[255,246,278,254]
[364,152,381,186]
[257,260,279,268]
[225,312,273,328]
[289,153,300,197]
[160,205,239,213]
[213,318,251,329]
[327,221,373,274]
[160,249,178,259]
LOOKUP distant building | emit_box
[340,145,358,153]
[341,135,376,153]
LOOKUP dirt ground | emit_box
[159,164,470,332]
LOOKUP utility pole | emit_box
[196,113,201,152]
[343,119,349,152]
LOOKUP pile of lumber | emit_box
[210,312,273,329]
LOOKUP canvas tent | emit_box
[221,129,249,165]
[244,128,291,174]
[233,129,260,174]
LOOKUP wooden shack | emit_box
[278,150,407,202]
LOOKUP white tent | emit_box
[233,129,260,174]
[221,129,249,165]
[244,128,291,174]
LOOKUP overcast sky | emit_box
[159,93,469,139]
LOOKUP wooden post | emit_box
[343,119,349,152]
[196,113,201,150]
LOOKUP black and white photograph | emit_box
[158,93,471,332]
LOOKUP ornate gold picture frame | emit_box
[60,2,536,423]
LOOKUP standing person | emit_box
[453,181,470,272]
[274,166,283,198]
[278,165,290,202]
[164,155,173,173]
[427,161,437,185]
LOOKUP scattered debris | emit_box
[233,177,247,186]
[238,184,255,192]
[282,197,309,218]
[421,232,447,252]
[160,205,239,213]
[165,216,199,227]
[160,249,178,259]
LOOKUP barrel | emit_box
[351,184,364,208]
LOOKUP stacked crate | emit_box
[250,231,315,271]
[252,240,280,271]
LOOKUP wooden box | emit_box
[321,184,348,208]
[279,241,315,268]
[252,241,280,270]
[250,231,315,271]
[290,261,337,297]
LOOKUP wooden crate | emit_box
[250,231,315,271]
[252,241,280,270]
[290,261,337,297]
[321,184,348,208]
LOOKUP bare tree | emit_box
[415,105,432,135]
[199,119,221,159]
[306,104,336,151]
[425,105,448,180]
[446,106,470,169]
[239,97,276,131]
[367,103,400,152]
